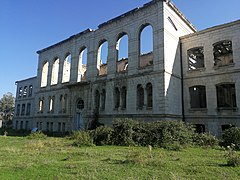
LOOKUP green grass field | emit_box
[0,136,239,179]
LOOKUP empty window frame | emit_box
[189,86,207,108]
[46,122,49,132]
[49,97,54,112]
[28,85,33,97]
[41,61,49,87]
[216,83,236,108]
[23,86,28,97]
[116,33,129,72]
[146,83,153,108]
[77,99,84,110]
[62,53,71,83]
[26,103,31,116]
[16,104,20,116]
[50,122,54,131]
[39,99,44,112]
[15,121,19,129]
[18,87,22,98]
[60,94,67,113]
[114,87,120,109]
[98,40,108,76]
[21,104,25,116]
[20,121,23,129]
[139,24,153,68]
[51,58,59,85]
[213,40,233,66]
[78,47,88,82]
[221,124,235,132]
[121,86,127,109]
[137,84,144,109]
[188,47,204,70]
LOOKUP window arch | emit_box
[146,83,153,108]
[23,86,28,98]
[121,86,127,109]
[114,87,120,109]
[18,87,22,98]
[41,61,49,87]
[28,85,33,97]
[77,99,84,110]
[51,58,59,85]
[137,84,144,109]
[78,47,88,82]
[62,53,71,83]
[98,40,108,76]
[116,33,128,72]
[139,24,153,68]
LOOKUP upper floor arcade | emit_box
[36,0,195,91]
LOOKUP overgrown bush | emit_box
[91,126,113,146]
[111,119,137,146]
[193,133,219,147]
[225,144,240,167]
[27,131,47,139]
[111,119,194,149]
[70,131,94,147]
[222,127,240,150]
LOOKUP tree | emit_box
[0,92,15,121]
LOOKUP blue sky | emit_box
[0,0,239,98]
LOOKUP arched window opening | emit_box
[26,103,31,116]
[28,85,33,97]
[78,48,88,82]
[188,47,204,70]
[116,34,128,72]
[62,53,71,83]
[114,87,120,109]
[101,89,106,111]
[51,58,59,85]
[60,94,67,113]
[213,40,233,66]
[216,83,236,108]
[137,84,144,109]
[39,99,44,112]
[139,25,153,68]
[95,90,100,111]
[98,41,108,76]
[16,104,20,116]
[41,61,49,87]
[77,99,84,110]
[23,86,28,98]
[146,83,153,108]
[121,86,127,109]
[21,104,25,116]
[18,87,22,98]
[49,97,54,112]
[189,86,207,108]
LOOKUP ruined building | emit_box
[13,0,240,136]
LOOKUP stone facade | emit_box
[13,0,240,136]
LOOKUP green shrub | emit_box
[27,131,47,139]
[111,119,194,149]
[193,133,219,147]
[70,131,94,147]
[111,119,136,146]
[222,127,240,150]
[91,126,113,146]
[225,145,240,167]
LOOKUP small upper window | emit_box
[29,85,33,97]
[213,40,233,66]
[77,99,84,110]
[23,86,28,98]
[18,87,22,98]
[188,47,204,70]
